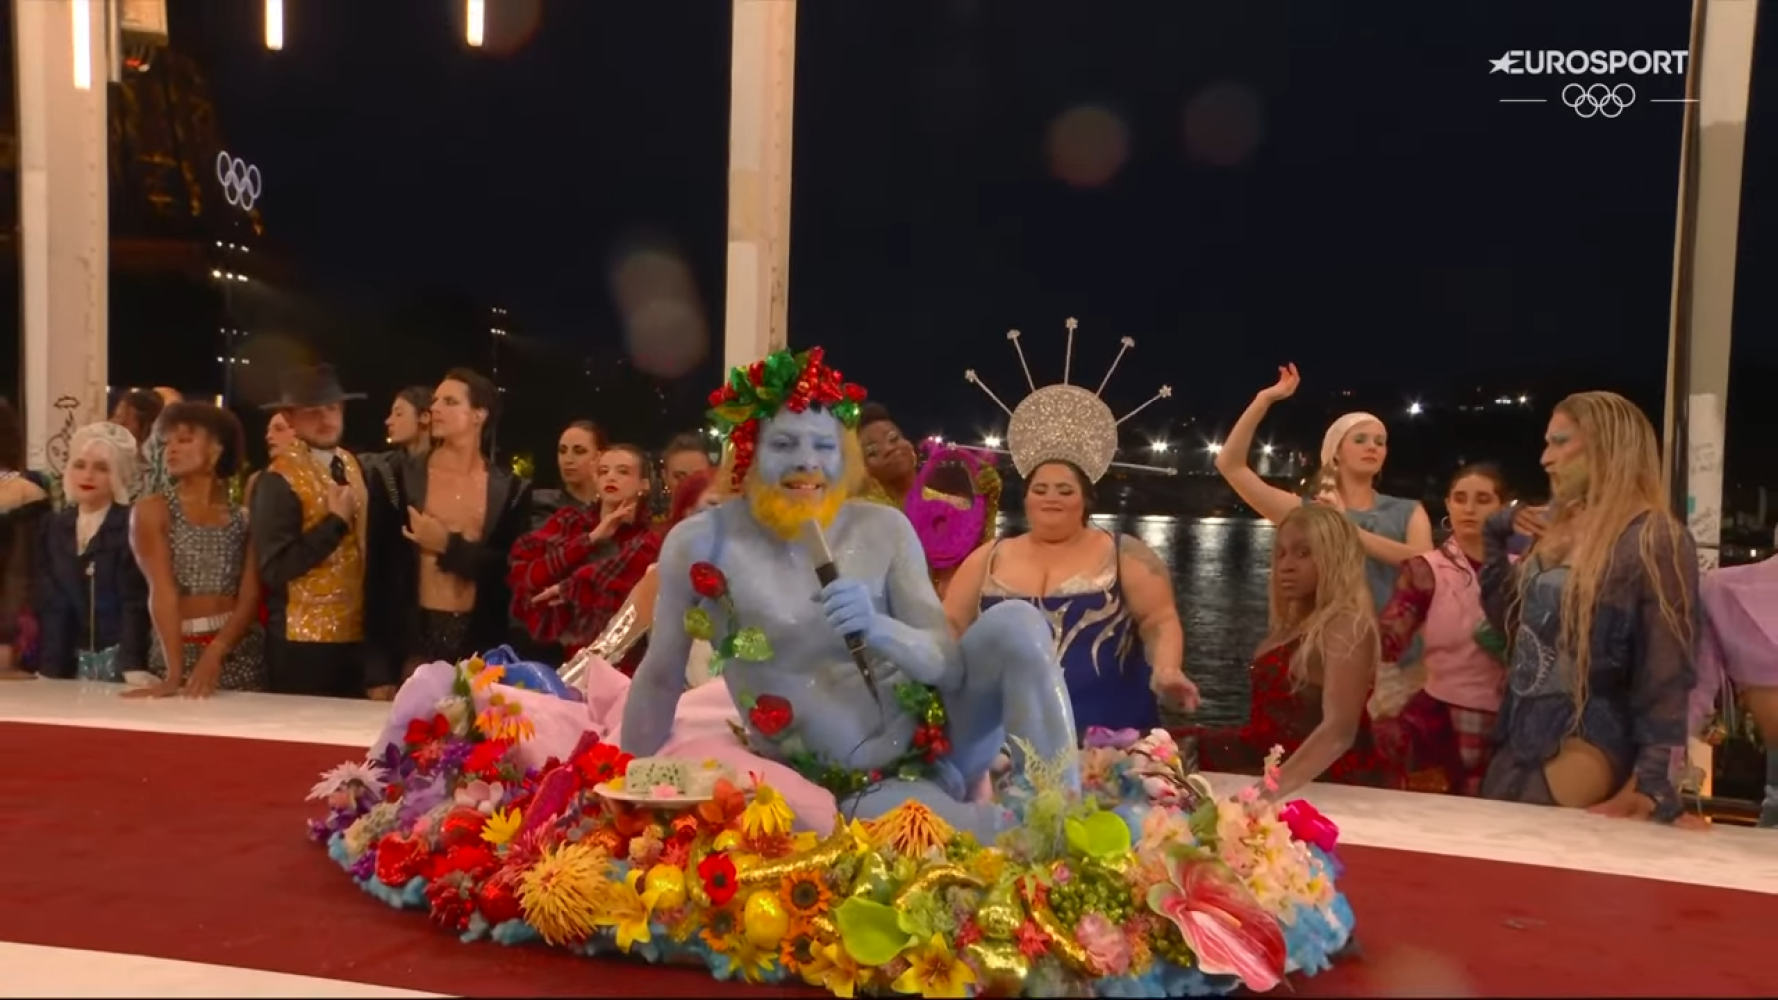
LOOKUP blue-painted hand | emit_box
[818,578,878,645]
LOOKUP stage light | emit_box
[265,0,284,51]
[466,0,485,47]
[71,0,92,90]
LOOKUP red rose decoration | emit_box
[689,562,728,600]
[477,866,525,926]
[437,806,489,850]
[374,831,431,887]
[698,850,739,907]
[429,844,499,883]
[748,694,794,738]
[463,740,511,781]
[404,713,450,747]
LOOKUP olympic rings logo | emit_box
[215,151,263,211]
[1561,83,1636,119]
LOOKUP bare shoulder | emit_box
[1116,533,1169,577]
[660,508,718,569]
[1322,609,1379,661]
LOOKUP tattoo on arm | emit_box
[1119,535,1169,580]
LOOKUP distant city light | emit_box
[1260,443,1274,455]
[1150,440,1170,454]
[1206,441,1223,455]
[1407,401,1424,416]
[1517,394,1529,405]
[265,0,284,51]
[466,0,486,47]
[982,435,1002,449]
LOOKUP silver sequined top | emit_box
[165,489,248,598]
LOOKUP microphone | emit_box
[800,519,882,705]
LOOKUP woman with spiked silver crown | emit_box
[943,320,1199,735]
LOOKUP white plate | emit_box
[593,782,714,809]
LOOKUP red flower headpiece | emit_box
[704,347,867,488]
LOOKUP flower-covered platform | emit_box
[307,658,1354,996]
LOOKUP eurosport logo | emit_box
[1489,49,1693,119]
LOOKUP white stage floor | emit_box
[3,676,1773,996]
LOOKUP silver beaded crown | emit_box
[964,318,1172,483]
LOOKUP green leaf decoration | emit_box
[732,626,773,662]
[717,634,737,660]
[834,897,916,966]
[682,607,715,642]
[707,657,727,678]
[1188,800,1221,849]
[1064,810,1134,860]
[831,400,860,428]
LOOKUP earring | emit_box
[1439,515,1452,532]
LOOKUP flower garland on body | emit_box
[309,661,1355,998]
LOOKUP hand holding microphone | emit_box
[802,521,883,705]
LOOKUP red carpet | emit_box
[1,722,1772,998]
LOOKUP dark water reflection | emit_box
[996,514,1275,729]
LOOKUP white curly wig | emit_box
[65,421,139,506]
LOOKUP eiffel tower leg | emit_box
[13,0,110,482]
[723,0,796,370]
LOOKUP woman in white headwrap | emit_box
[32,422,150,679]
[1215,365,1434,719]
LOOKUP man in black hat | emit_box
[250,364,371,698]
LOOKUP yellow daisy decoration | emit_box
[481,807,523,847]
[892,934,976,999]
[470,661,504,693]
[741,782,796,842]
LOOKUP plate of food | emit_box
[594,756,732,809]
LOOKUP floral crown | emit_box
[705,347,867,487]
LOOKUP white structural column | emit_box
[14,0,110,474]
[722,0,797,370]
[1668,0,1760,797]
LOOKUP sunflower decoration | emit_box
[700,903,743,954]
[780,870,831,921]
[778,919,823,974]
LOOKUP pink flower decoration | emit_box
[1075,913,1131,977]
[649,783,680,799]
[1146,847,1287,992]
[1279,800,1340,854]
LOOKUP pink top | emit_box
[1420,547,1505,713]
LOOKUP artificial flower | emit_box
[698,851,739,907]
[572,742,632,786]
[307,760,386,802]
[1279,799,1340,854]
[462,740,512,781]
[342,801,399,859]
[596,870,655,953]
[475,693,535,743]
[725,938,776,983]
[453,779,506,816]
[697,778,746,829]
[1084,726,1142,750]
[780,870,831,919]
[481,807,522,847]
[1146,845,1287,992]
[1015,919,1051,959]
[700,903,740,954]
[801,940,869,999]
[779,920,820,972]
[742,782,796,842]
[470,661,504,693]
[404,714,450,748]
[628,828,665,868]
[892,934,976,999]
[1075,912,1132,976]
[434,695,472,737]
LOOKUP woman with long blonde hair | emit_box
[1182,505,1406,798]
[1480,391,1697,823]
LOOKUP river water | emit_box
[1000,514,1274,729]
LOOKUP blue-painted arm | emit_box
[619,514,708,757]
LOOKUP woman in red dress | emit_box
[1181,505,1410,797]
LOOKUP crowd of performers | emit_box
[0,334,1772,833]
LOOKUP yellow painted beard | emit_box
[746,476,849,540]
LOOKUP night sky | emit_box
[170,0,1775,465]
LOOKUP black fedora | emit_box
[262,364,367,410]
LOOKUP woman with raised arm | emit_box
[1480,391,1699,825]
[1215,365,1434,605]
[127,403,266,697]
